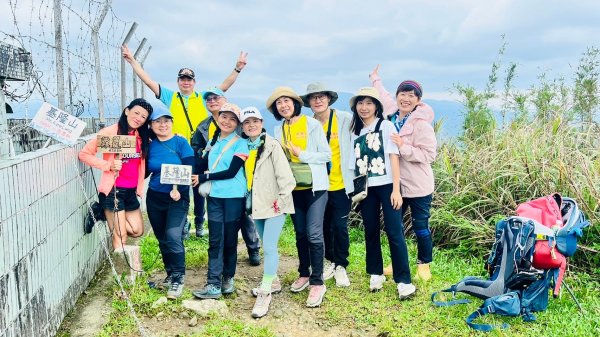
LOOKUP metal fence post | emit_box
[120,22,138,109]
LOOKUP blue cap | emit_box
[202,86,225,100]
[150,107,173,121]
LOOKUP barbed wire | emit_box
[2,0,147,121]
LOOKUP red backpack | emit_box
[516,193,565,296]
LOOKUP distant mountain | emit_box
[235,92,464,139]
[7,93,465,139]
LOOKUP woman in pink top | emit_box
[370,66,437,281]
[79,98,153,252]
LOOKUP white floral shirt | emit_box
[350,118,399,188]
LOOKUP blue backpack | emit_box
[432,197,589,331]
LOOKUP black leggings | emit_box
[146,189,189,276]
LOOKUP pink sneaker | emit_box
[290,277,310,293]
[306,285,326,307]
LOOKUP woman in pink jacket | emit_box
[79,98,152,252]
[370,66,437,281]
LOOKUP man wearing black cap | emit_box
[122,45,248,238]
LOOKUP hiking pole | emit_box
[562,280,584,314]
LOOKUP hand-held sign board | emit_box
[30,102,86,145]
[96,135,137,153]
[160,164,192,186]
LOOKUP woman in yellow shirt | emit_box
[268,87,332,308]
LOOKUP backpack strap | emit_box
[177,92,195,134]
[431,286,471,307]
[374,118,384,133]
[325,109,334,143]
[325,109,335,175]
[465,307,510,332]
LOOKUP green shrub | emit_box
[431,45,600,274]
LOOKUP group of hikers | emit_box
[78,46,437,319]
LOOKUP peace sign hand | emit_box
[121,45,134,64]
[236,51,248,71]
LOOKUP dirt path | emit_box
[142,244,368,337]
[61,240,373,337]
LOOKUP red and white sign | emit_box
[30,102,86,145]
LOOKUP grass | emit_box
[94,218,600,337]
[318,227,600,337]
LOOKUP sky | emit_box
[1,0,600,121]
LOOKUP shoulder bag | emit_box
[282,122,312,188]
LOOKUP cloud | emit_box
[3,0,600,119]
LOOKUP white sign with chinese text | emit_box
[30,102,86,145]
[160,164,192,185]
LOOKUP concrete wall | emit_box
[0,136,107,337]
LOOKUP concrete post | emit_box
[120,23,138,109]
[0,79,12,158]
[91,0,112,128]
[138,46,151,99]
[132,38,147,100]
[53,0,65,109]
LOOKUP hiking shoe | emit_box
[195,224,205,237]
[222,277,235,294]
[334,265,350,287]
[251,290,272,318]
[383,264,393,276]
[415,263,432,282]
[193,284,222,299]
[306,285,326,307]
[290,277,310,293]
[167,274,184,299]
[161,275,172,289]
[397,282,416,300]
[323,261,336,280]
[251,277,282,297]
[249,250,261,266]
[369,274,386,292]
[183,221,191,240]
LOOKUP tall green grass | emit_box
[429,44,600,274]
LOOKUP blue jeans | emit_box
[206,197,244,286]
[253,214,286,277]
[361,183,411,284]
[401,194,433,264]
[291,190,327,286]
[146,189,189,276]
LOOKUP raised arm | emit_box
[218,51,248,92]
[369,64,398,117]
[122,44,160,97]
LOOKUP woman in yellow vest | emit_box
[268,87,331,308]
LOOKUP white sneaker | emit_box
[323,261,335,280]
[334,265,350,287]
[251,290,272,318]
[397,282,416,300]
[369,274,386,292]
